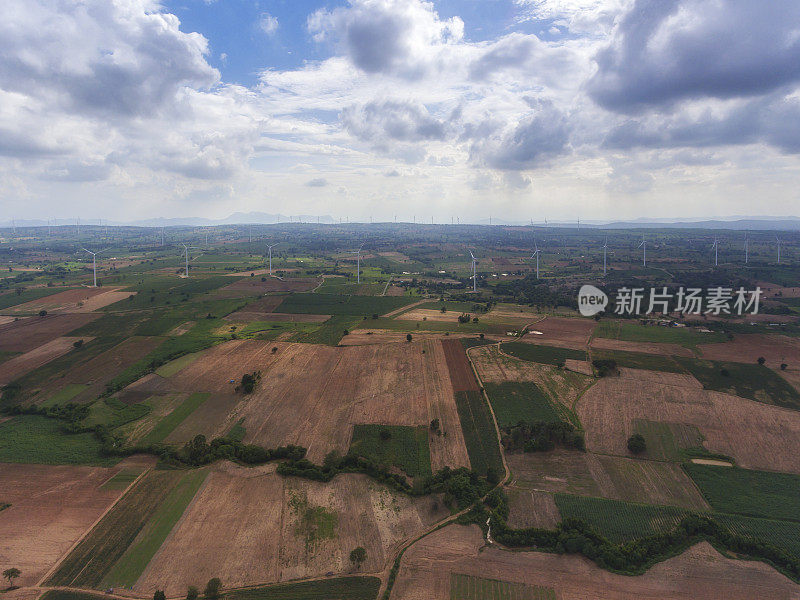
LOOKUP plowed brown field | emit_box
[578,370,800,473]
[0,337,87,385]
[391,525,800,599]
[590,337,693,357]
[0,314,98,353]
[135,467,445,596]
[522,316,595,349]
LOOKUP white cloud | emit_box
[259,13,279,36]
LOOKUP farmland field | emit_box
[276,293,415,316]
[589,348,683,373]
[683,463,800,522]
[449,573,556,600]
[0,287,79,310]
[349,424,432,478]
[483,381,561,426]
[455,390,504,477]
[631,420,704,461]
[521,317,595,349]
[500,342,587,366]
[224,577,381,600]
[595,321,727,348]
[0,415,116,465]
[675,357,800,409]
[45,469,188,588]
[140,392,211,444]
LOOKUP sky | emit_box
[2,0,800,223]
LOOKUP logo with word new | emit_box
[578,285,608,317]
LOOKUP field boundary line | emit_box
[380,298,427,318]
[37,463,154,587]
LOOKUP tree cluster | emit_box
[501,420,585,453]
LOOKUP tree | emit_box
[73,339,84,349]
[406,333,412,342]
[380,428,392,441]
[3,568,21,589]
[154,591,166,600]
[349,547,367,569]
[627,433,646,454]
[204,578,222,600]
[758,356,766,366]
[430,418,440,433]
[38,310,47,317]
[187,587,199,600]
[781,363,788,371]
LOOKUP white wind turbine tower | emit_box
[468,249,478,292]
[602,236,609,276]
[181,244,200,277]
[776,235,782,264]
[638,236,647,267]
[530,240,541,279]
[266,242,279,276]
[711,236,719,267]
[744,232,749,264]
[81,247,106,287]
[349,243,365,284]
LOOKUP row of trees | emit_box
[500,420,585,453]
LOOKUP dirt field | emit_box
[217,277,320,295]
[590,337,694,357]
[341,330,479,346]
[698,334,800,367]
[2,288,109,314]
[223,296,287,321]
[0,459,150,587]
[68,290,132,312]
[230,312,330,323]
[564,358,593,376]
[506,489,560,529]
[521,316,595,349]
[135,467,445,596]
[168,339,470,469]
[507,451,708,509]
[578,370,800,474]
[392,525,800,600]
[397,308,472,323]
[441,338,480,392]
[0,314,98,353]
[0,337,88,385]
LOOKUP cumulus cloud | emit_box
[588,0,800,113]
[341,100,448,144]
[306,177,328,187]
[308,0,464,79]
[470,99,571,170]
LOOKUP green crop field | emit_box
[450,573,556,600]
[675,358,800,409]
[500,342,587,366]
[595,321,727,348]
[590,349,682,373]
[40,383,88,407]
[224,576,381,600]
[140,392,210,445]
[101,468,143,490]
[155,352,200,377]
[349,424,432,478]
[683,464,800,522]
[554,494,689,542]
[0,350,20,364]
[83,397,151,429]
[101,468,208,588]
[113,276,233,310]
[276,293,415,316]
[293,315,361,345]
[317,280,386,296]
[483,382,562,427]
[40,591,109,600]
[632,420,704,461]
[715,513,800,558]
[46,469,183,588]
[0,415,116,465]
[0,287,77,310]
[454,390,504,478]
[362,317,497,334]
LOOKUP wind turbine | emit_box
[602,236,608,276]
[776,235,782,264]
[180,244,200,277]
[266,242,279,276]
[80,247,106,287]
[468,249,478,292]
[711,236,719,267]
[638,236,647,267]
[349,243,365,284]
[530,240,541,279]
[744,232,749,264]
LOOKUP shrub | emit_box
[627,433,646,454]
[204,578,222,600]
[758,356,766,365]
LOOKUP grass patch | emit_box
[349,424,432,478]
[554,494,688,543]
[0,350,20,365]
[288,489,339,553]
[595,321,727,349]
[294,315,361,345]
[224,577,381,600]
[226,418,246,442]
[83,397,151,429]
[449,573,556,600]
[0,415,116,466]
[631,420,703,462]
[591,349,682,373]
[101,469,208,588]
[154,352,200,377]
[277,293,415,316]
[40,383,88,407]
[40,591,109,600]
[0,287,78,310]
[683,464,800,522]
[454,390,504,478]
[46,469,183,587]
[675,358,800,409]
[361,317,497,334]
[500,342,587,366]
[483,382,562,427]
[101,468,143,491]
[140,392,210,445]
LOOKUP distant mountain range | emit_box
[3,213,800,231]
